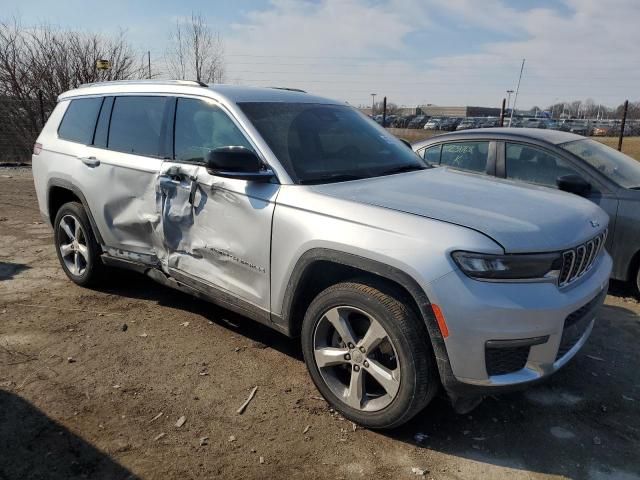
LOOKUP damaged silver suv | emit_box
[33,81,612,429]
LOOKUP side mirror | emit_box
[557,174,591,196]
[205,146,274,182]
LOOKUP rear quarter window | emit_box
[57,97,103,144]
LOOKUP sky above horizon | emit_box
[3,0,638,109]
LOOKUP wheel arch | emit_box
[278,248,454,389]
[47,178,104,245]
[626,247,640,284]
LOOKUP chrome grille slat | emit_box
[573,245,587,277]
[558,230,607,287]
[584,240,595,273]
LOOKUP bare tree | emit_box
[0,17,143,160]
[166,13,225,83]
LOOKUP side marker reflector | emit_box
[431,304,449,338]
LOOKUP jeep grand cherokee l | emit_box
[32,80,612,429]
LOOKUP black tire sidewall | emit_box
[301,282,432,429]
[53,202,101,287]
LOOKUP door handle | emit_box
[78,156,100,167]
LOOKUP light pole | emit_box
[508,59,525,127]
[506,90,514,111]
[371,93,377,117]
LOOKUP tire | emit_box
[301,279,439,429]
[53,201,104,287]
[634,265,640,300]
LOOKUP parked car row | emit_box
[34,81,617,430]
[375,112,640,137]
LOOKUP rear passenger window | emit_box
[108,96,169,157]
[422,145,441,165]
[174,97,251,163]
[440,141,489,173]
[58,97,103,144]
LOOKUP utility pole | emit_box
[508,59,525,127]
[618,99,629,152]
[382,96,387,127]
[371,93,377,117]
[147,51,151,79]
[499,98,506,127]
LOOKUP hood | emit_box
[311,168,609,253]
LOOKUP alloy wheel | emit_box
[313,305,401,412]
[58,214,89,277]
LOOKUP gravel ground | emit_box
[1,166,639,480]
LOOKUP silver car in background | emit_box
[413,128,640,295]
[32,81,611,429]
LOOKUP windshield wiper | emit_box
[299,173,366,185]
[379,164,427,176]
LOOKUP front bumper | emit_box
[426,251,612,393]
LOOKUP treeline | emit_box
[0,15,224,161]
[541,99,639,120]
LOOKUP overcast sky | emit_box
[4,0,639,108]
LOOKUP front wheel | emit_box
[301,280,439,429]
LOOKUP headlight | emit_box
[451,251,562,281]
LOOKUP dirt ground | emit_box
[1,166,639,480]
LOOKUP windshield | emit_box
[239,102,426,184]
[560,138,640,189]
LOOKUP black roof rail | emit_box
[269,87,307,93]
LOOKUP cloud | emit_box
[224,0,640,108]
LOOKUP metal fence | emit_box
[0,96,48,164]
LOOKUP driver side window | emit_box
[174,98,252,163]
[505,143,582,188]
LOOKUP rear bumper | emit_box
[425,251,612,395]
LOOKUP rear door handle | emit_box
[78,156,100,167]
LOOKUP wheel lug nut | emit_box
[363,361,369,368]
[344,354,351,361]
[353,365,360,372]
[359,346,366,353]
[347,343,354,349]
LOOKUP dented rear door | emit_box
[82,95,173,263]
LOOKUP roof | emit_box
[59,80,343,106]
[413,127,585,146]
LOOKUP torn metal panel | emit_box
[155,162,278,310]
[80,146,163,257]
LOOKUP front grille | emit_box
[485,346,530,376]
[555,290,606,360]
[558,230,607,287]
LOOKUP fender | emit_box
[46,178,105,245]
[277,247,457,393]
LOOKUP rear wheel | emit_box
[301,280,438,429]
[53,202,104,287]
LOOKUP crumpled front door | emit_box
[156,162,278,312]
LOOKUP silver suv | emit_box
[32,81,612,429]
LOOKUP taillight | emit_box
[33,142,42,155]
